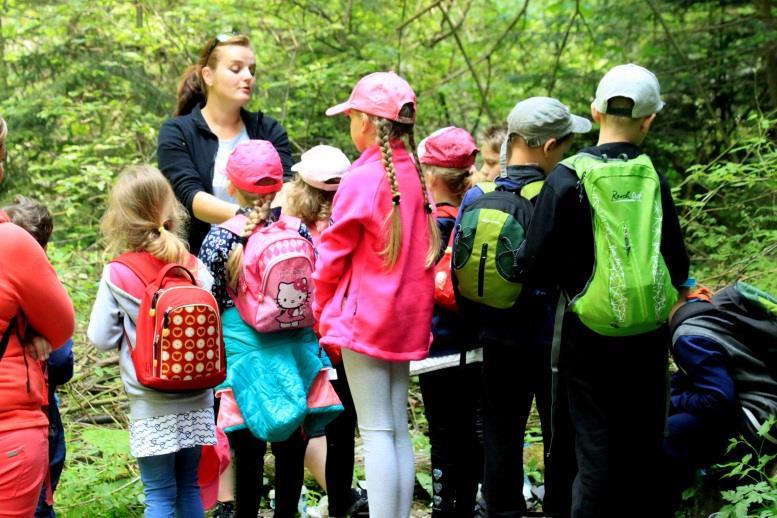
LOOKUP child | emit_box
[199,139,334,518]
[664,283,777,511]
[284,145,367,517]
[314,71,438,518]
[87,165,216,517]
[455,98,590,518]
[474,124,506,182]
[410,126,484,517]
[519,65,690,517]
[2,196,75,518]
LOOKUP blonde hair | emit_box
[225,190,274,291]
[175,34,253,116]
[284,176,334,229]
[421,165,472,203]
[372,104,440,269]
[101,165,189,263]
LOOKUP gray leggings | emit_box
[341,348,415,518]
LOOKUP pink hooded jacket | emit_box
[312,141,434,361]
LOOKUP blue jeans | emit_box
[137,447,204,518]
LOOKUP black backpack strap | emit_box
[0,316,17,362]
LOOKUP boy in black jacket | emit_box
[519,64,690,518]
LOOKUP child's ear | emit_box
[590,103,602,123]
[542,138,558,156]
[640,113,657,134]
[226,179,236,197]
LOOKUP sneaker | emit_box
[213,501,236,518]
[347,488,369,517]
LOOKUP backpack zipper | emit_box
[259,252,315,294]
[478,243,488,297]
[623,225,631,256]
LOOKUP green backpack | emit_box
[563,153,679,336]
[452,180,542,309]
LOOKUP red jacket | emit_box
[0,221,75,433]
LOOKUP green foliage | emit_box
[715,416,777,518]
[1,0,776,514]
[56,426,143,517]
[677,115,777,291]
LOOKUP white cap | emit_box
[291,145,351,191]
[593,64,664,118]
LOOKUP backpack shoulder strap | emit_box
[219,214,248,236]
[477,181,497,194]
[435,204,458,220]
[277,214,303,231]
[0,316,17,362]
[520,180,544,200]
[111,251,164,286]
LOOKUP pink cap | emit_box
[418,127,479,169]
[326,71,416,123]
[226,140,283,194]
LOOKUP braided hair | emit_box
[374,103,440,269]
[226,193,273,290]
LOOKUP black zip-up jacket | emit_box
[519,142,689,302]
[157,105,293,253]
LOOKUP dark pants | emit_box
[482,335,564,518]
[563,314,671,518]
[325,361,358,517]
[419,361,484,518]
[228,427,308,518]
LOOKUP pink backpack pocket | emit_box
[221,215,316,333]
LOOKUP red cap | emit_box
[226,140,283,194]
[198,427,231,510]
[418,127,479,169]
[326,71,416,123]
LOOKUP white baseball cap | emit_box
[593,64,665,118]
[291,145,351,191]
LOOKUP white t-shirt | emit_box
[211,127,249,205]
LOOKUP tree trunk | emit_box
[755,0,777,110]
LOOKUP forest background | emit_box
[1,0,776,516]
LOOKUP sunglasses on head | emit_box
[204,32,240,62]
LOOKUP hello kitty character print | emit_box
[220,214,316,333]
[275,277,310,328]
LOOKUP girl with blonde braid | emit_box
[198,139,330,518]
[314,71,439,518]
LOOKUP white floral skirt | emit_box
[129,408,216,458]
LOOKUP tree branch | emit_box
[425,0,530,93]
[547,1,580,95]
[644,0,719,122]
[436,2,495,119]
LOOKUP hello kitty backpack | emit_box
[220,214,316,333]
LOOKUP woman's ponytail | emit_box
[174,64,206,116]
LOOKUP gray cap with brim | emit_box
[499,96,592,174]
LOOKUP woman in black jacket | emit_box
[157,34,293,254]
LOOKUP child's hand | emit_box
[25,335,52,361]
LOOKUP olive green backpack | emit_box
[452,180,543,309]
[563,153,679,336]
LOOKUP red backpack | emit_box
[433,205,459,312]
[111,252,225,392]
